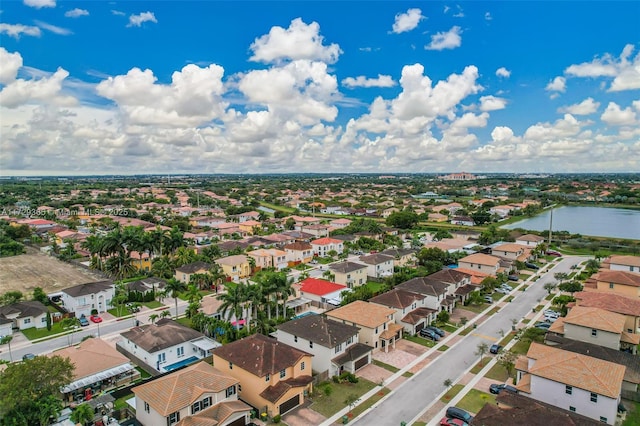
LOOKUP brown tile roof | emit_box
[259,376,314,403]
[380,323,403,339]
[326,301,395,329]
[396,277,448,298]
[276,314,359,348]
[525,342,625,398]
[358,253,395,265]
[609,255,640,268]
[548,317,565,334]
[49,338,131,381]
[177,400,252,426]
[332,343,373,365]
[212,334,311,377]
[515,372,531,393]
[175,261,212,274]
[329,261,367,274]
[594,270,640,287]
[121,319,205,353]
[564,306,626,334]
[401,307,436,325]
[133,361,239,416]
[621,330,640,345]
[471,391,601,426]
[492,243,526,253]
[516,234,545,242]
[369,288,424,309]
[459,253,500,266]
[574,291,640,317]
[62,280,113,297]
[283,241,313,251]
[215,255,249,266]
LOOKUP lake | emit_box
[502,206,640,240]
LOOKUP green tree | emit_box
[0,355,74,423]
[165,279,187,318]
[543,282,557,295]
[46,311,52,331]
[497,349,518,378]
[385,210,419,229]
[475,342,489,366]
[0,335,13,362]
[0,291,24,306]
[436,310,450,325]
[558,280,583,294]
[70,403,93,426]
[32,287,48,305]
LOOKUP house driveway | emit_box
[356,363,392,386]
[372,340,425,369]
[283,401,326,426]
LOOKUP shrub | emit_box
[332,375,341,383]
[272,414,281,423]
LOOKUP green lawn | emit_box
[470,359,489,374]
[365,281,387,294]
[505,296,514,303]
[545,293,555,300]
[440,384,464,403]
[442,324,458,333]
[519,273,531,280]
[21,321,70,340]
[107,307,133,318]
[437,345,449,352]
[519,285,529,291]
[460,303,488,314]
[456,389,496,414]
[346,387,391,420]
[622,401,640,426]
[175,317,191,327]
[485,363,510,382]
[498,331,517,347]
[412,422,427,426]
[114,393,134,411]
[143,300,164,309]
[487,307,500,315]
[511,339,533,355]
[405,334,436,348]
[372,359,399,373]
[308,379,377,417]
[136,366,152,379]
[459,327,473,336]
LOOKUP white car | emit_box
[496,287,510,294]
[500,284,513,291]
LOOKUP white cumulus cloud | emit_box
[558,97,600,115]
[565,44,640,92]
[545,76,566,92]
[0,48,23,85]
[479,95,507,111]
[425,26,462,51]
[391,8,424,34]
[127,12,158,28]
[0,24,41,38]
[0,67,75,108]
[342,75,396,89]
[24,0,55,9]
[495,67,511,78]
[250,18,341,64]
[601,102,637,126]
[65,8,89,18]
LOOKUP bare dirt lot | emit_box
[0,247,104,296]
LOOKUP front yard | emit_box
[456,389,496,414]
[308,378,377,418]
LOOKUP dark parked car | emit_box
[426,325,446,337]
[525,262,539,270]
[507,274,519,281]
[490,344,503,354]
[419,328,440,341]
[22,353,36,361]
[78,315,90,327]
[489,384,519,395]
[446,406,473,423]
[534,322,551,330]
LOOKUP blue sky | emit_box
[1,1,639,175]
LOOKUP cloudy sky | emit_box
[1,1,639,176]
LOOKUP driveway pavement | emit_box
[283,401,326,426]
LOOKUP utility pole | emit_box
[548,208,553,246]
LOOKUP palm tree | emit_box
[159,309,171,319]
[218,283,246,325]
[0,335,13,362]
[185,284,203,304]
[190,273,214,291]
[81,234,105,270]
[152,255,174,279]
[165,279,187,318]
[149,313,159,324]
[173,246,197,267]
[70,403,93,426]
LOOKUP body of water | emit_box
[502,206,640,240]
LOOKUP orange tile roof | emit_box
[49,338,131,381]
[525,343,625,398]
[326,300,395,329]
[548,317,565,334]
[609,255,640,268]
[459,253,500,266]
[516,373,531,394]
[564,306,626,334]
[133,361,238,416]
[594,270,640,287]
[380,323,403,339]
[574,291,640,317]
[621,330,640,345]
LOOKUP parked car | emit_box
[507,275,519,282]
[427,325,446,337]
[483,295,494,303]
[22,353,36,361]
[544,309,560,317]
[524,262,539,270]
[78,315,90,327]
[496,287,510,295]
[90,315,102,323]
[500,284,513,291]
[546,250,562,257]
[490,344,503,354]
[446,407,473,423]
[534,322,551,330]
[419,328,440,341]
[489,383,518,395]
[439,417,468,426]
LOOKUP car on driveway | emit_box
[483,295,494,303]
[496,287,510,295]
[525,262,540,270]
[419,328,440,341]
[489,383,518,395]
[78,315,90,327]
[534,322,551,330]
[439,417,468,426]
[426,325,446,337]
[446,407,473,423]
[507,274,519,281]
[500,284,513,291]
[490,344,503,354]
[90,315,102,323]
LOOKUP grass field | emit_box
[440,384,464,403]
[456,389,496,414]
[308,379,377,417]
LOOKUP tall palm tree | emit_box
[81,234,105,270]
[152,255,174,279]
[173,246,197,267]
[185,284,203,304]
[217,283,246,325]
[165,279,187,318]
[276,274,295,319]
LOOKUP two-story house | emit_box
[491,243,531,262]
[276,314,372,379]
[298,278,348,306]
[247,248,288,271]
[396,277,454,313]
[380,248,417,268]
[0,300,48,334]
[426,268,474,302]
[60,280,114,317]
[357,253,395,278]
[174,261,212,284]
[211,334,313,417]
[515,342,625,425]
[369,289,436,335]
[283,241,314,265]
[573,291,640,334]
[133,361,251,426]
[592,270,640,298]
[607,255,640,273]
[326,301,401,353]
[118,319,221,374]
[310,237,344,257]
[329,261,368,288]
[215,255,252,282]
[548,306,638,354]
[457,253,501,276]
[515,234,546,247]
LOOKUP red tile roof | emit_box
[299,278,346,295]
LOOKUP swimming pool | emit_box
[163,356,199,372]
[293,311,317,320]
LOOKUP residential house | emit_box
[457,253,502,276]
[247,248,288,271]
[298,278,348,306]
[118,319,221,375]
[200,295,224,320]
[329,261,368,288]
[396,277,454,313]
[450,216,475,226]
[515,234,546,247]
[238,220,262,235]
[133,361,251,426]
[301,224,330,238]
[573,291,640,334]
[60,280,114,317]
[0,300,48,333]
[212,222,242,237]
[283,242,314,265]
[215,255,252,282]
[129,250,152,273]
[126,277,167,296]
[471,391,601,426]
[369,289,436,335]
[515,342,625,425]
[311,237,344,257]
[545,334,640,394]
[427,268,475,303]
[547,306,638,353]
[380,248,416,267]
[592,270,640,298]
[276,314,372,378]
[175,261,212,284]
[358,253,394,278]
[52,338,140,404]
[329,218,351,229]
[237,211,261,223]
[607,255,640,273]
[491,243,532,262]
[211,334,313,417]
[325,301,400,353]
[427,213,449,222]
[490,205,515,218]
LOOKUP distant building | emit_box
[438,172,476,181]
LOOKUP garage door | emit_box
[415,322,425,332]
[226,417,246,426]
[279,394,300,415]
[354,355,369,371]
